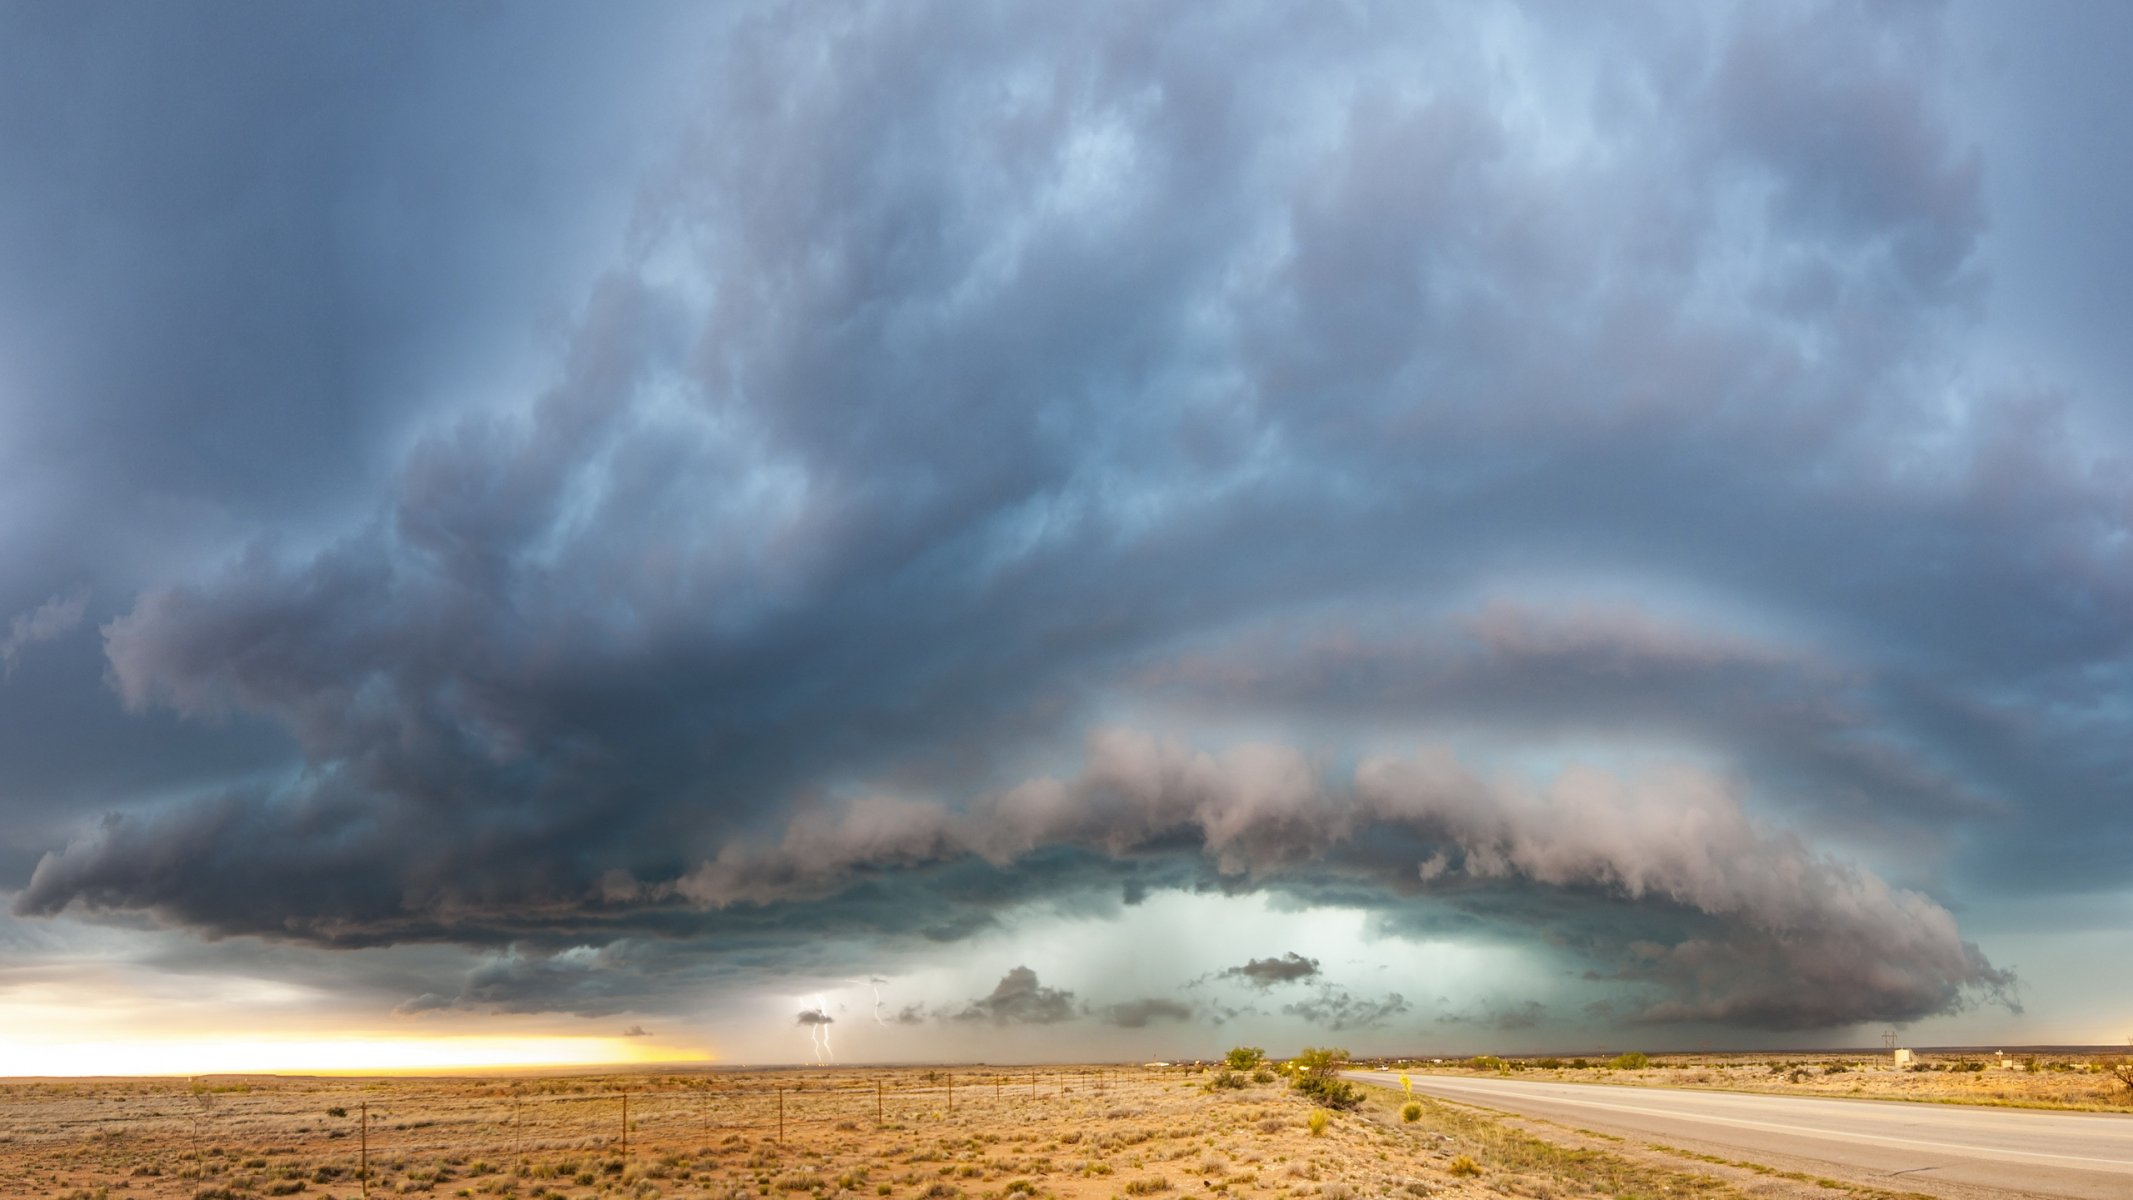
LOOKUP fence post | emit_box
[1030,1071,1037,1099]
[704,1088,711,1134]
[995,1076,1000,1100]
[948,1076,954,1111]
[360,1101,369,1200]
[876,1079,883,1125]
[622,1090,629,1157]
[778,1087,785,1144]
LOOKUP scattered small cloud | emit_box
[1,589,87,676]
[796,1008,834,1026]
[1098,998,1193,1028]
[620,1024,650,1037]
[1281,986,1411,1031]
[1221,952,1321,988]
[1437,1000,1546,1031]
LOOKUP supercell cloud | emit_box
[2,1,2131,1056]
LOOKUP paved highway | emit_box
[1347,1071,2133,1199]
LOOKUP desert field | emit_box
[0,1061,1882,1200]
[1397,1048,2133,1111]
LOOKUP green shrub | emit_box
[1225,1046,1266,1071]
[1399,1102,1422,1123]
[1447,1156,1481,1178]
[1606,1052,1649,1070]
[1306,1109,1329,1137]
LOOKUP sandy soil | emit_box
[0,1063,1854,1200]
[1395,1050,2133,1112]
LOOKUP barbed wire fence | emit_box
[2,1067,1157,1195]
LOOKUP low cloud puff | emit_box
[954,967,1077,1026]
[1099,998,1194,1029]
[1221,953,1321,988]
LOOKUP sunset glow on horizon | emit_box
[0,1033,710,1079]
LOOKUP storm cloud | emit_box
[0,1,2125,1055]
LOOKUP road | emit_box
[1346,1071,2133,1199]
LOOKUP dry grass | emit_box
[0,1059,1980,1200]
[1394,1049,2133,1112]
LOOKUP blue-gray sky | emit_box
[2,0,2130,1067]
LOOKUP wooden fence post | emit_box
[777,1087,785,1144]
[876,1079,883,1125]
[360,1101,369,1200]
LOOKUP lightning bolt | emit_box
[811,993,834,1063]
[870,976,889,1026]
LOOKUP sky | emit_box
[2,0,2131,1073]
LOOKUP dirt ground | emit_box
[0,1062,1893,1200]
[1396,1049,2133,1111]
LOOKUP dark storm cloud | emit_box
[796,1009,833,1027]
[1220,953,1321,988]
[665,729,2016,1029]
[4,1,2122,1035]
[954,967,1078,1027]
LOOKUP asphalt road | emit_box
[1346,1071,2133,1199]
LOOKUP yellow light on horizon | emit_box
[0,1034,708,1078]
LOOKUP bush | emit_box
[1400,1102,1422,1123]
[1293,1076,1363,1109]
[1606,1052,1649,1070]
[2104,1057,2133,1097]
[1447,1156,1481,1178]
[1465,1056,1505,1072]
[1250,1068,1276,1084]
[1306,1109,1329,1137]
[1225,1046,1266,1071]
[1202,1070,1247,1092]
[1290,1046,1363,1110]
